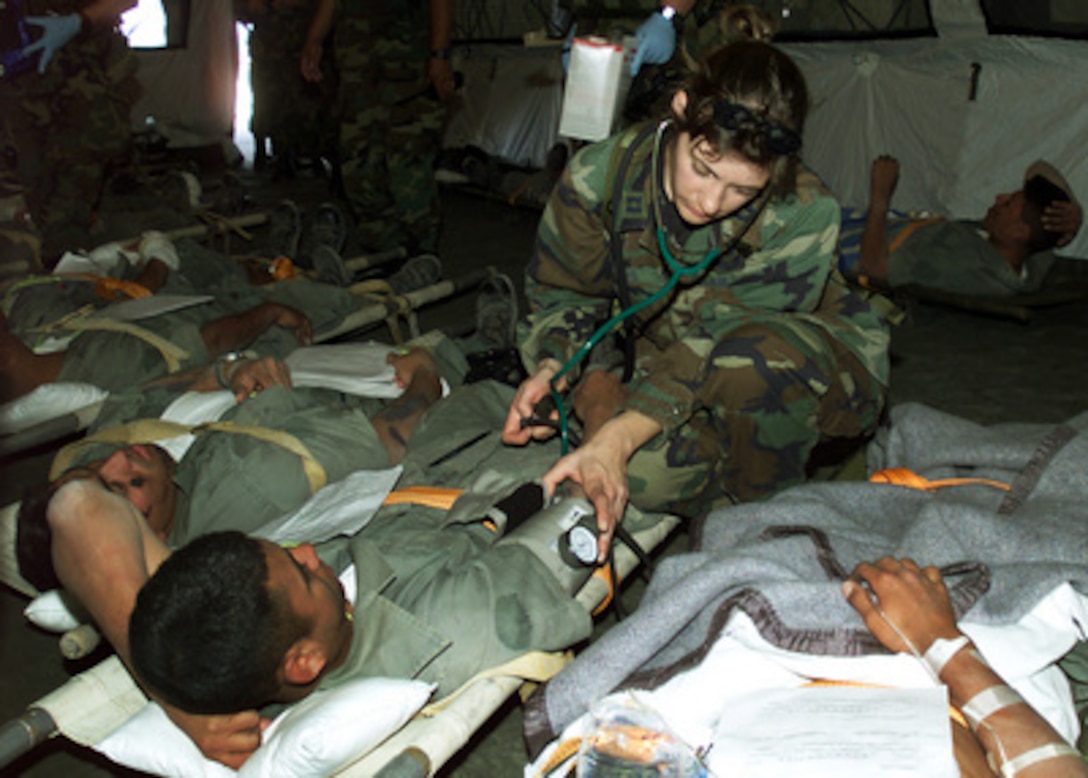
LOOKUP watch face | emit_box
[566,524,598,566]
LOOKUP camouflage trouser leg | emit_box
[336,16,444,255]
[1,32,137,261]
[341,91,444,254]
[627,321,885,514]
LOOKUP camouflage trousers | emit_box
[0,31,138,263]
[625,320,886,516]
[334,18,446,254]
[248,7,338,160]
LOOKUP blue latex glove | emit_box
[629,10,676,76]
[560,22,578,73]
[24,13,83,74]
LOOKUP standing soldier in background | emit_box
[239,0,338,180]
[301,0,454,256]
[0,0,140,266]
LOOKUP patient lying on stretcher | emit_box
[0,228,439,404]
[23,375,616,767]
[17,345,446,548]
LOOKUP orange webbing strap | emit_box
[802,678,968,728]
[887,217,946,256]
[91,277,152,301]
[380,485,463,511]
[869,467,1011,493]
[590,564,620,617]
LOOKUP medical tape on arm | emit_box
[960,684,1023,729]
[999,742,1081,777]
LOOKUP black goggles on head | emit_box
[712,101,802,156]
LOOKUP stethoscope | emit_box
[528,121,771,454]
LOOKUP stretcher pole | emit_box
[0,708,57,769]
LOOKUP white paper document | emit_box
[708,685,957,777]
[99,294,213,321]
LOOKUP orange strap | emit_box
[269,256,299,281]
[887,217,946,256]
[92,276,152,301]
[590,564,620,617]
[381,485,463,510]
[869,467,1011,493]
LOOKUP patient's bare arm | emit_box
[573,369,627,442]
[371,348,443,464]
[46,476,268,767]
[48,477,168,663]
[858,155,899,282]
[844,557,1088,777]
[199,302,313,358]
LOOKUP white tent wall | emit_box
[446,0,1087,258]
[129,0,238,152]
[785,0,1088,259]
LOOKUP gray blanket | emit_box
[524,402,1088,754]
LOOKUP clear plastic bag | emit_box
[576,696,709,778]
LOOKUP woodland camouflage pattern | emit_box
[1,0,139,261]
[520,123,891,508]
[244,0,337,164]
[334,0,445,253]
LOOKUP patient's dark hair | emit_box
[129,531,307,715]
[1022,174,1071,253]
[16,480,62,593]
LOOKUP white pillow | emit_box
[240,676,435,778]
[24,588,89,633]
[98,703,235,778]
[95,677,434,778]
[0,382,108,434]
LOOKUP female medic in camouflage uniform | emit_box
[502,41,891,560]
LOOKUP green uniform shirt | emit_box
[313,380,596,696]
[888,220,1056,297]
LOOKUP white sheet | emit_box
[527,582,1088,776]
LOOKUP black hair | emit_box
[15,480,61,593]
[673,40,809,199]
[1022,174,1071,253]
[129,531,307,715]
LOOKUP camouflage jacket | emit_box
[519,122,891,436]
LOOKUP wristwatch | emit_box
[214,350,258,389]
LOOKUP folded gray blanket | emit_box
[524,402,1088,755]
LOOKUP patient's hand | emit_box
[869,155,900,211]
[270,304,313,346]
[230,356,292,402]
[1043,199,1082,247]
[164,705,270,769]
[387,347,439,391]
[842,556,962,656]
